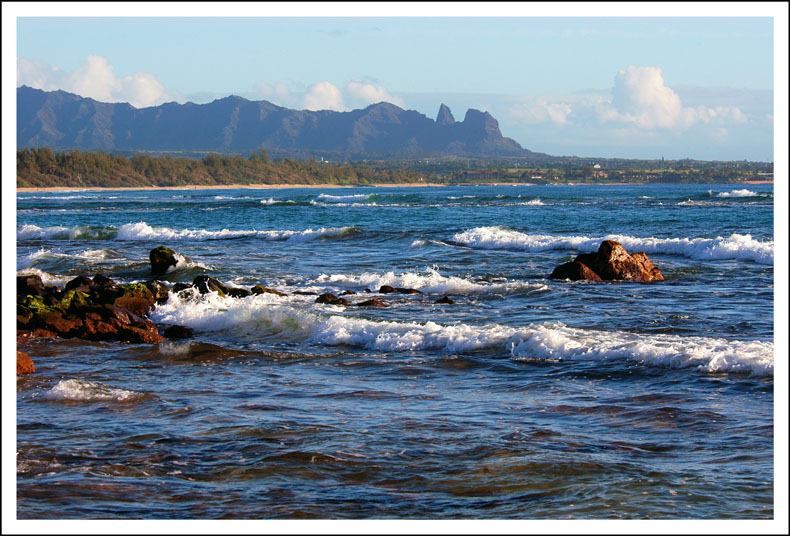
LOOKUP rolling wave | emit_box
[17,222,362,243]
[149,292,773,376]
[451,226,773,265]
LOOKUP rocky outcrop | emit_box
[550,241,664,282]
[17,351,35,375]
[17,274,166,344]
[150,246,178,276]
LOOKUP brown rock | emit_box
[549,261,602,281]
[356,298,388,307]
[36,311,84,337]
[17,274,46,297]
[435,296,456,304]
[315,293,349,306]
[379,285,421,294]
[144,280,171,304]
[64,275,95,294]
[17,351,35,375]
[150,246,178,276]
[164,325,194,339]
[549,241,663,282]
[251,284,287,297]
[117,324,166,344]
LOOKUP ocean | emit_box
[15,183,775,519]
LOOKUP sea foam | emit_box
[42,379,148,402]
[315,266,546,295]
[19,222,360,243]
[150,292,773,376]
[452,226,773,265]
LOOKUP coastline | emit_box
[15,180,772,193]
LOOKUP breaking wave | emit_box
[18,222,362,243]
[150,292,773,376]
[314,266,547,295]
[451,227,773,265]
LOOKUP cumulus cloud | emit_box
[302,81,346,111]
[506,66,748,133]
[345,81,404,108]
[604,65,745,129]
[17,55,171,108]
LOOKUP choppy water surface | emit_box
[16,184,774,519]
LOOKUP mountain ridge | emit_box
[16,86,546,159]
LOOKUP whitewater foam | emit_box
[149,292,773,376]
[452,226,773,265]
[317,193,371,202]
[714,189,759,198]
[18,221,361,243]
[42,379,148,402]
[16,267,72,287]
[315,266,547,295]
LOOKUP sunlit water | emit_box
[16,183,774,519]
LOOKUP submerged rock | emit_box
[379,285,422,295]
[316,292,350,306]
[550,240,664,282]
[356,298,388,307]
[435,296,456,304]
[251,284,287,297]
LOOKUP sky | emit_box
[6,4,787,161]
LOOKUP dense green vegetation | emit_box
[17,147,772,188]
[16,148,434,188]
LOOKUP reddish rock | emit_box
[435,296,456,304]
[549,241,663,282]
[36,311,84,336]
[17,351,35,375]
[356,298,388,307]
[117,324,167,344]
[549,261,603,281]
[17,329,58,340]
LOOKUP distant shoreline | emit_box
[16,180,772,193]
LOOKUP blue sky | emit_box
[7,3,786,161]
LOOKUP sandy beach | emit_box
[16,179,772,193]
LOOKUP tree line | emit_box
[16,147,434,188]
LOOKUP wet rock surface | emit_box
[550,240,664,282]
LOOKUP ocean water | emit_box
[15,183,775,519]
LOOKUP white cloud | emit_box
[345,81,404,108]
[605,65,745,130]
[17,55,171,108]
[302,81,345,111]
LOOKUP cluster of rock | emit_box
[549,240,664,282]
[17,241,661,375]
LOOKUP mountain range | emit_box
[17,86,545,159]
